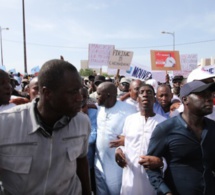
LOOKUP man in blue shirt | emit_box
[80,87,97,194]
[153,84,173,119]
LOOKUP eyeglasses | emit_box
[121,82,129,86]
[173,80,182,84]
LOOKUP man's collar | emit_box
[29,98,41,134]
[29,98,72,135]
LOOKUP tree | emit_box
[79,68,94,77]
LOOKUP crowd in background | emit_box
[0,60,215,195]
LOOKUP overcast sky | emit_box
[1,0,215,73]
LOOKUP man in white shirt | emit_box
[95,82,137,195]
[115,83,166,195]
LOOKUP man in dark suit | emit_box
[146,80,215,195]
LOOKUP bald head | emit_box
[29,77,38,88]
[28,77,39,101]
[96,82,117,108]
[129,79,144,100]
[98,82,117,96]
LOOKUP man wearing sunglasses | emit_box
[117,77,131,98]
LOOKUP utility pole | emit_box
[22,0,28,73]
[0,27,9,66]
[161,31,175,50]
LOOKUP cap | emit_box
[173,75,184,82]
[88,75,95,81]
[187,67,215,83]
[145,79,158,93]
[120,78,131,84]
[180,80,215,98]
[94,75,105,85]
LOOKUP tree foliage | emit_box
[79,68,95,76]
[79,68,114,78]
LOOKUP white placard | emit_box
[108,49,133,70]
[180,54,198,71]
[125,63,152,81]
[88,44,114,67]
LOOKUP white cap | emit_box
[120,77,131,84]
[145,79,158,93]
[187,66,215,83]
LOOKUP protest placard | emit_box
[88,44,114,67]
[108,49,133,70]
[151,50,181,71]
[180,54,198,71]
[125,63,152,81]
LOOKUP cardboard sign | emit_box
[88,44,114,67]
[180,54,198,71]
[151,50,181,70]
[108,49,133,70]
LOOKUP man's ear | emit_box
[182,96,188,104]
[42,86,52,100]
[182,96,187,101]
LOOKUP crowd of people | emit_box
[0,59,215,195]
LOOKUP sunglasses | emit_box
[173,80,182,84]
[121,82,129,86]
